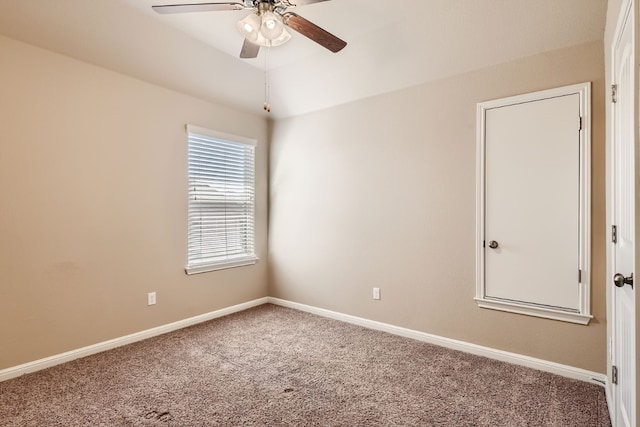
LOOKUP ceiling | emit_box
[0,0,607,118]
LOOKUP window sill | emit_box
[475,297,592,325]
[185,256,259,275]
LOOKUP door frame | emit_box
[608,0,638,424]
[475,83,592,324]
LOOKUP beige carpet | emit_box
[0,304,610,426]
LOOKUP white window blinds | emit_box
[186,125,257,274]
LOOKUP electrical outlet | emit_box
[148,292,156,306]
[372,287,381,300]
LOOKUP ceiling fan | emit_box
[152,0,347,59]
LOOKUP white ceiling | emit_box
[0,0,607,118]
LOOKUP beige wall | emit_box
[0,31,608,376]
[269,40,607,373]
[0,35,269,370]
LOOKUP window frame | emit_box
[185,125,258,275]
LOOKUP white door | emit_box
[612,1,636,425]
[484,94,580,309]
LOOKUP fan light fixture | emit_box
[153,0,348,114]
[237,11,291,48]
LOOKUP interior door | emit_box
[484,94,580,309]
[612,2,636,425]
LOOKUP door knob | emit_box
[613,273,634,288]
[488,240,499,249]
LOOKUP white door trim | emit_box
[475,82,592,325]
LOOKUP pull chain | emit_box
[263,47,271,113]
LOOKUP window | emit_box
[186,125,258,274]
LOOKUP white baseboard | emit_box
[0,297,269,383]
[267,297,608,387]
[2,295,607,390]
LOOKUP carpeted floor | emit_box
[0,304,610,426]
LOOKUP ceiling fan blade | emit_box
[287,0,332,6]
[152,2,245,14]
[240,39,260,58]
[283,12,346,53]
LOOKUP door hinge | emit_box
[612,225,618,244]
[612,365,618,385]
[578,269,582,283]
[612,84,618,103]
[578,116,583,131]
